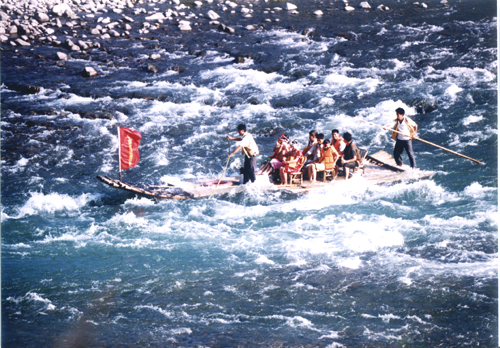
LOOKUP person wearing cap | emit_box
[227,124,260,184]
[256,133,289,176]
[280,139,303,185]
[390,107,418,168]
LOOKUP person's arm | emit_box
[226,135,242,141]
[411,123,418,139]
[332,147,340,163]
[228,145,242,158]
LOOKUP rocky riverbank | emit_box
[0,0,439,51]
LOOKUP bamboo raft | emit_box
[96,150,434,199]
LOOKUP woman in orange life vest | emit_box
[307,139,339,182]
[256,133,290,176]
[280,139,303,185]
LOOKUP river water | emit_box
[1,0,497,346]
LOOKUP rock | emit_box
[145,13,165,21]
[220,24,235,34]
[150,53,161,60]
[0,10,9,22]
[52,4,72,17]
[245,25,256,30]
[313,10,323,16]
[194,1,203,6]
[123,15,134,22]
[359,2,371,9]
[36,12,50,23]
[9,25,17,34]
[15,38,30,46]
[178,20,191,31]
[0,34,8,42]
[109,30,120,37]
[17,25,30,35]
[90,28,100,35]
[206,10,220,20]
[81,67,97,77]
[345,5,355,11]
[170,66,185,73]
[71,45,81,51]
[7,83,40,94]
[421,2,428,8]
[56,52,69,60]
[285,3,297,10]
[145,64,158,73]
[45,28,55,35]
[78,40,89,50]
[233,56,245,63]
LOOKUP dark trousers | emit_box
[394,139,416,168]
[243,155,257,184]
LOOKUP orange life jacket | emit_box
[333,138,346,156]
[322,147,338,170]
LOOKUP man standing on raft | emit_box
[391,107,418,169]
[227,124,260,184]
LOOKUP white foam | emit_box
[462,115,484,126]
[9,192,101,219]
[134,304,173,317]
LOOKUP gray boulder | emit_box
[81,67,97,77]
[56,51,69,60]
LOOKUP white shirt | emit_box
[240,132,259,156]
[397,117,411,140]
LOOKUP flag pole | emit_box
[354,117,485,165]
[118,127,122,181]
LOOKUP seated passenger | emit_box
[336,132,361,180]
[303,133,324,179]
[302,130,317,156]
[257,133,289,176]
[280,140,303,185]
[331,129,347,157]
[307,139,339,182]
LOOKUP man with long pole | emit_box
[226,124,259,184]
[390,107,418,168]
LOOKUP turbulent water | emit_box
[1,0,498,346]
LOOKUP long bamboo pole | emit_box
[355,117,485,165]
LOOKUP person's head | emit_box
[396,107,405,121]
[343,132,352,142]
[279,133,289,143]
[291,139,300,149]
[317,133,324,143]
[308,130,317,141]
[237,124,246,135]
[323,139,331,147]
[332,129,341,140]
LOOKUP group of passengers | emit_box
[256,129,362,184]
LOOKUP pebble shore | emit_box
[0,0,447,91]
[0,0,439,51]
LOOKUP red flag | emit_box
[119,127,141,170]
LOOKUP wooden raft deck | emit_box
[96,151,434,199]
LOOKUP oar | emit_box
[355,117,485,165]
